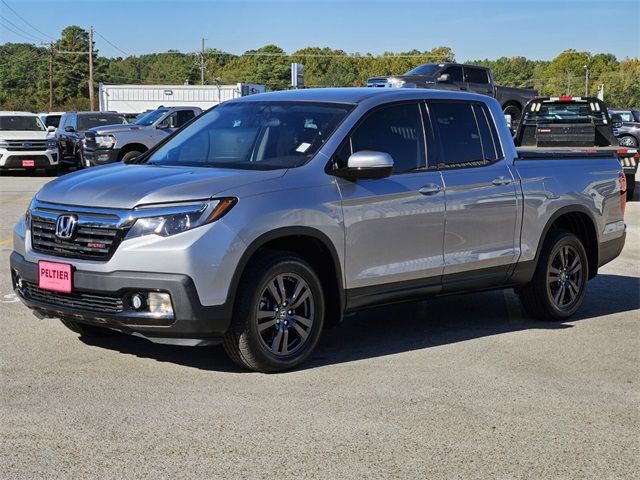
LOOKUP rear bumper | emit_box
[83,147,120,166]
[10,252,232,345]
[598,232,626,269]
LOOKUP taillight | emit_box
[619,172,627,215]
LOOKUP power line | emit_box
[0,20,39,43]
[0,0,54,40]
[93,28,131,57]
[0,14,42,41]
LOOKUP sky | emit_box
[0,0,639,61]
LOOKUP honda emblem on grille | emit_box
[54,214,78,240]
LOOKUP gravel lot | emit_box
[1,173,638,479]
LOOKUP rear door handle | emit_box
[419,184,442,196]
[492,176,513,186]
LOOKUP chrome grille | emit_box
[5,140,50,151]
[31,216,123,260]
[22,281,124,313]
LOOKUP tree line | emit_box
[1,25,638,112]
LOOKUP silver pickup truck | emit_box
[83,106,202,165]
[10,89,627,372]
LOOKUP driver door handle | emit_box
[492,176,513,186]
[419,184,442,196]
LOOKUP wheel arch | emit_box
[229,227,345,328]
[525,206,600,281]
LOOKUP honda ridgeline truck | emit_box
[83,106,202,165]
[11,89,627,372]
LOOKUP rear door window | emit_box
[465,67,489,84]
[428,101,500,166]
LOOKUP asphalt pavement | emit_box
[1,173,638,479]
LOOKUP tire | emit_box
[75,150,85,170]
[518,230,589,321]
[120,150,143,163]
[503,104,522,131]
[59,319,116,337]
[619,135,638,148]
[223,252,325,373]
[626,175,635,201]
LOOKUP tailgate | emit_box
[536,122,595,147]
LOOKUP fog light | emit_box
[16,276,23,289]
[131,293,144,310]
[147,292,173,316]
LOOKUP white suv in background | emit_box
[0,111,59,176]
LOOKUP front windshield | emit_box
[78,114,127,130]
[146,101,352,170]
[404,64,441,76]
[0,115,45,131]
[136,109,169,126]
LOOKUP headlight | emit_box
[388,78,406,88]
[125,198,237,240]
[95,135,116,149]
[46,140,57,149]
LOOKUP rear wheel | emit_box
[619,135,638,148]
[503,104,522,132]
[223,252,325,373]
[59,319,116,337]
[518,230,588,321]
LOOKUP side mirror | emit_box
[436,73,450,83]
[64,126,75,132]
[157,117,175,129]
[47,126,56,133]
[610,114,623,128]
[334,150,394,180]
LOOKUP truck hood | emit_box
[0,130,49,140]
[36,163,286,209]
[90,124,147,134]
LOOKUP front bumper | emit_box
[83,147,120,166]
[10,252,232,345]
[0,149,58,170]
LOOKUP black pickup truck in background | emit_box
[515,96,639,199]
[367,62,537,127]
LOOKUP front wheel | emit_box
[518,230,588,321]
[223,252,325,373]
[120,150,143,163]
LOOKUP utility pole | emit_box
[49,44,53,111]
[200,37,206,85]
[584,65,590,97]
[88,26,94,111]
[42,42,54,111]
